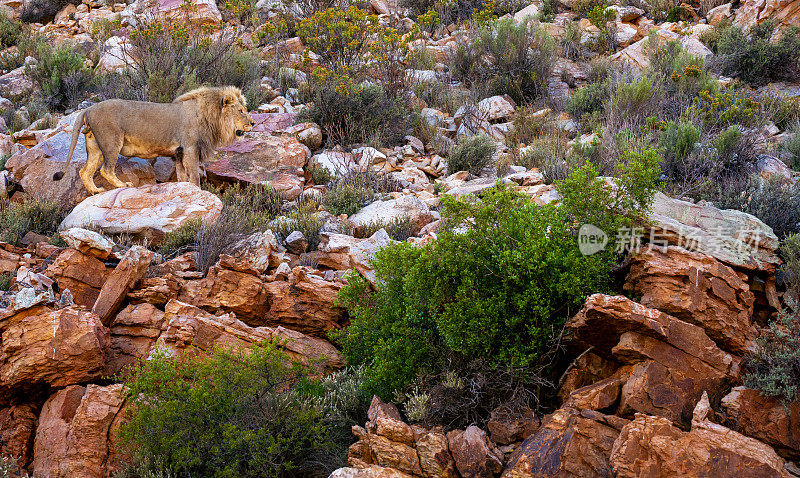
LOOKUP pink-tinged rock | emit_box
[208,132,309,200]
[329,465,415,477]
[60,182,222,236]
[487,406,540,445]
[734,0,800,29]
[154,0,221,25]
[0,306,109,396]
[250,113,296,133]
[32,383,128,478]
[157,299,343,368]
[610,393,792,477]
[721,386,800,459]
[624,246,757,355]
[5,129,157,205]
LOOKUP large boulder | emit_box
[647,192,780,272]
[624,246,757,355]
[502,407,628,477]
[447,425,504,478]
[610,29,712,71]
[46,249,112,308]
[32,384,128,478]
[567,294,740,426]
[0,306,109,403]
[610,393,792,477]
[5,127,157,206]
[349,196,434,235]
[105,302,166,376]
[721,386,800,459]
[733,0,800,29]
[317,229,393,284]
[178,264,346,336]
[60,182,222,237]
[207,133,309,200]
[151,0,222,25]
[92,245,153,325]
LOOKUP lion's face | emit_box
[224,95,254,137]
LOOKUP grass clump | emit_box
[0,197,67,246]
[158,218,202,259]
[447,134,497,175]
[712,20,800,86]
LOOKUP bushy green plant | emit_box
[711,177,800,240]
[713,20,800,86]
[0,197,67,246]
[519,133,568,183]
[117,344,367,478]
[447,134,497,175]
[783,120,800,171]
[336,161,660,399]
[566,79,609,121]
[310,163,333,185]
[451,18,555,104]
[357,216,415,241]
[660,120,699,170]
[322,183,374,216]
[23,38,92,109]
[0,272,12,291]
[608,76,663,126]
[0,11,24,50]
[158,218,202,258]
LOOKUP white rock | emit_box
[349,195,433,234]
[59,228,115,260]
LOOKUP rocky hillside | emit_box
[0,0,798,476]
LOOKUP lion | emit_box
[53,86,254,194]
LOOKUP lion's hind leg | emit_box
[95,131,132,189]
[80,132,106,195]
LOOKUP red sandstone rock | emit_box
[721,386,800,459]
[92,245,153,325]
[447,425,503,478]
[46,249,112,308]
[624,246,757,355]
[0,403,37,468]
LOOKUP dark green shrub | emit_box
[322,183,374,216]
[451,18,555,104]
[274,209,326,251]
[117,344,367,478]
[566,79,609,120]
[20,0,75,23]
[659,120,700,181]
[356,216,415,241]
[299,81,407,147]
[783,120,800,171]
[310,163,333,185]
[158,218,202,258]
[714,20,800,86]
[0,11,24,49]
[0,271,13,291]
[0,197,67,246]
[447,134,497,175]
[23,38,92,110]
[336,158,660,400]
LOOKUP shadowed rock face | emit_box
[721,386,800,460]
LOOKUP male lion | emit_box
[53,86,254,194]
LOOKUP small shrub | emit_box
[310,163,333,185]
[783,120,800,171]
[23,38,92,110]
[519,133,568,183]
[0,197,67,246]
[713,20,800,86]
[451,18,555,104]
[711,177,800,240]
[322,183,374,216]
[587,5,617,53]
[447,134,497,175]
[566,79,609,121]
[158,218,202,259]
[771,95,800,130]
[117,344,367,478]
[357,216,415,241]
[0,11,24,49]
[506,106,546,147]
[274,209,326,251]
[685,89,761,131]
[659,120,700,180]
[0,272,12,291]
[608,76,663,127]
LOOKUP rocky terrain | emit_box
[0,0,797,476]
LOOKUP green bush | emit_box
[783,120,800,171]
[659,120,700,181]
[566,79,609,121]
[158,218,202,258]
[299,80,407,147]
[451,18,555,104]
[713,20,800,86]
[322,183,374,217]
[336,158,660,399]
[356,216,415,241]
[0,197,67,246]
[23,38,92,110]
[447,134,497,175]
[519,133,568,183]
[0,11,24,50]
[310,163,333,185]
[117,344,367,478]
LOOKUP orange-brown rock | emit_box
[721,386,800,459]
[92,245,153,325]
[179,265,346,336]
[157,299,343,368]
[610,393,791,477]
[46,249,112,308]
[331,465,415,478]
[567,294,740,426]
[128,275,184,307]
[0,306,109,399]
[32,383,127,478]
[105,302,166,376]
[0,402,37,468]
[447,425,503,478]
[563,377,621,411]
[557,352,620,403]
[487,406,540,445]
[624,246,757,354]
[416,429,459,478]
[502,407,628,478]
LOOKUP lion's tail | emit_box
[53,110,86,181]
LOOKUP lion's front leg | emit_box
[182,146,201,187]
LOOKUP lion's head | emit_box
[174,86,254,149]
